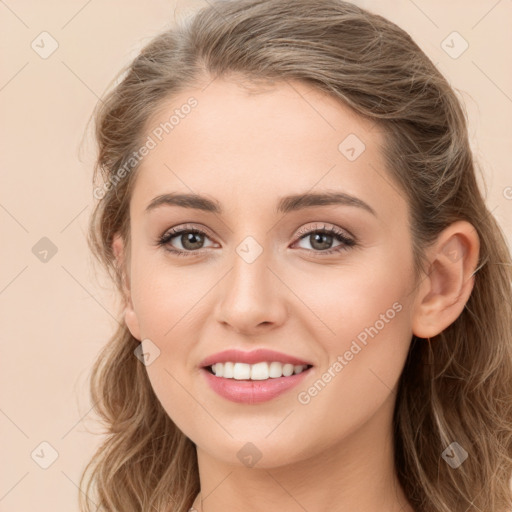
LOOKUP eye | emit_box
[292,224,356,255]
[156,224,217,256]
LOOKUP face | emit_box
[118,77,419,468]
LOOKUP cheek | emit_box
[287,272,413,444]
[129,259,206,395]
[131,266,204,429]
[129,253,197,337]
[302,247,414,390]
[299,247,412,342]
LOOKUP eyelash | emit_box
[156,223,356,257]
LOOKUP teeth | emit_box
[210,362,310,380]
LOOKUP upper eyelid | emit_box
[165,223,217,241]
[295,223,353,239]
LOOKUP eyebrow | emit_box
[144,191,377,217]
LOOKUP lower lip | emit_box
[201,367,312,404]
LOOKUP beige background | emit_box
[1,1,511,510]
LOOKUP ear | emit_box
[411,220,480,339]
[112,233,142,341]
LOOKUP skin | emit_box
[112,77,480,512]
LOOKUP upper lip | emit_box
[199,349,313,368]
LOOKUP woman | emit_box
[81,0,512,511]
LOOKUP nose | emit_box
[214,249,288,336]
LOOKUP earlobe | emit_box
[412,220,480,339]
[112,233,142,342]
[124,304,142,341]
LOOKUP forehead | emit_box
[129,78,403,220]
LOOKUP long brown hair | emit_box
[81,1,512,510]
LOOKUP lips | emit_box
[201,366,313,404]
[199,348,313,368]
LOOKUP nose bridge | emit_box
[215,233,287,332]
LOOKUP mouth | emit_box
[200,362,314,404]
[198,349,314,403]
